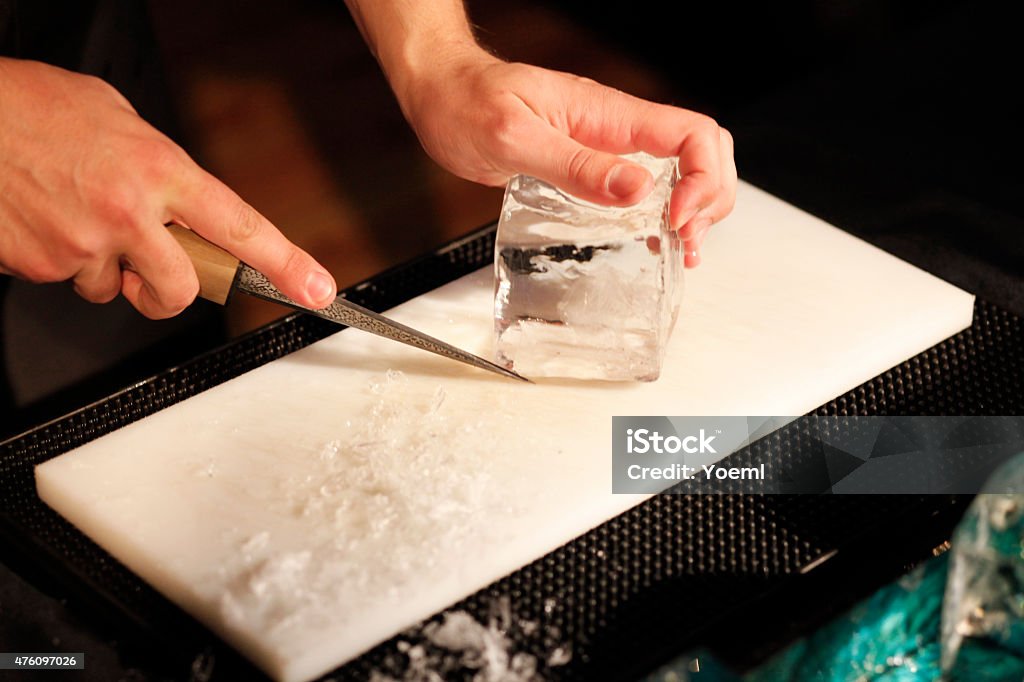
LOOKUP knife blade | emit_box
[167,224,530,382]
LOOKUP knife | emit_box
[167,224,529,382]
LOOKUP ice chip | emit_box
[494,152,683,381]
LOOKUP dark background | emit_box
[566,0,1020,316]
[1,0,1020,679]
[2,0,1020,436]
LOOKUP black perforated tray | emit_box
[2,221,1021,681]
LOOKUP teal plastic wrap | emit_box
[645,456,1024,681]
[943,453,1024,678]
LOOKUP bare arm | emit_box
[0,57,336,317]
[343,0,736,266]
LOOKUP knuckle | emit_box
[701,113,720,129]
[275,246,316,295]
[229,203,264,243]
[67,225,117,261]
[75,281,119,304]
[138,302,169,321]
[278,245,309,288]
[143,251,200,317]
[564,147,595,184]
[720,126,734,149]
[90,75,135,109]
[95,288,119,304]
[161,279,199,316]
[93,181,144,232]
[141,138,186,182]
[487,110,528,159]
[81,73,113,94]
[691,114,719,139]
[281,246,305,278]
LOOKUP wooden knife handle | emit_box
[166,224,241,305]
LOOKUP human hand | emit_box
[0,58,336,318]
[395,47,737,267]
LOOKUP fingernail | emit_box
[305,271,335,306]
[687,247,701,268]
[607,164,650,200]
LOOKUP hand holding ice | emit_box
[494,152,682,381]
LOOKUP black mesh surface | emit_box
[2,221,1021,681]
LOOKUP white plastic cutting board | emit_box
[35,182,974,682]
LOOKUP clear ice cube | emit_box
[493,152,682,381]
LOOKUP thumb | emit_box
[171,170,336,309]
[506,120,653,205]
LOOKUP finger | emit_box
[680,129,737,269]
[718,127,739,218]
[170,169,335,309]
[682,222,708,268]
[668,128,722,232]
[496,115,654,205]
[72,258,122,303]
[684,250,701,269]
[119,226,199,319]
[559,89,724,228]
[678,128,738,241]
[683,224,711,269]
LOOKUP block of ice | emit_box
[493,152,682,381]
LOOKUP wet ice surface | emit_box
[370,597,571,682]
[211,370,528,656]
[494,152,682,382]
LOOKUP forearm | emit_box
[343,0,480,108]
[341,1,735,258]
